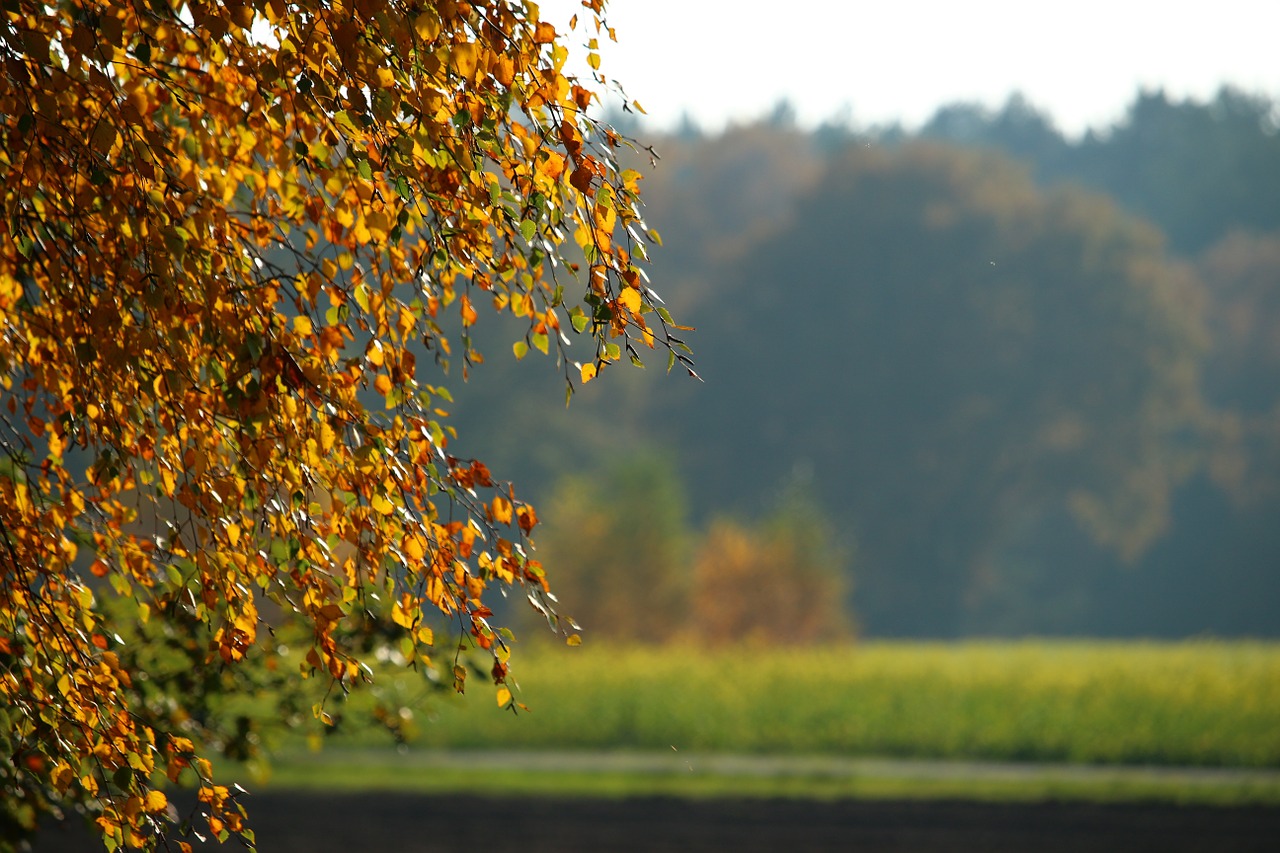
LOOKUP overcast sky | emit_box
[538,0,1280,137]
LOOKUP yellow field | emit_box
[385,641,1280,767]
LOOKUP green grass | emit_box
[215,640,1280,805]
[246,749,1280,806]
[321,640,1280,769]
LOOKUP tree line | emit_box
[451,86,1280,640]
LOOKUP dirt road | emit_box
[42,793,1280,852]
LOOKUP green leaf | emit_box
[357,159,373,181]
[245,332,265,362]
[531,332,549,355]
[657,306,675,325]
[520,219,536,242]
[354,284,372,312]
[512,340,528,360]
[569,306,589,333]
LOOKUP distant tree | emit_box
[530,454,692,643]
[920,88,1280,256]
[1197,230,1280,504]
[921,93,1070,175]
[0,0,685,848]
[691,491,852,646]
[674,143,1207,636]
[1106,226,1280,638]
[1067,88,1280,253]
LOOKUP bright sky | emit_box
[539,0,1280,137]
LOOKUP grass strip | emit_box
[244,749,1280,807]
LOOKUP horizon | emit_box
[539,0,1280,139]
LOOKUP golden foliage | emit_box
[0,0,684,847]
[692,516,852,647]
[532,457,691,644]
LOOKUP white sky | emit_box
[538,0,1280,137]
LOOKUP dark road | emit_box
[42,793,1280,852]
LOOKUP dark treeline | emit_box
[450,87,1280,640]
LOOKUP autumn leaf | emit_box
[619,287,642,314]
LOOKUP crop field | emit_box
[321,640,1280,769]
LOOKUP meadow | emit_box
[321,640,1280,768]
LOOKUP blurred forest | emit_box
[449,87,1280,641]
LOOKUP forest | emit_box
[447,87,1280,640]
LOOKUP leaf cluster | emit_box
[0,0,685,848]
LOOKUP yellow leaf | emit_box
[534,22,556,43]
[319,421,337,452]
[365,210,391,242]
[490,495,512,525]
[91,123,119,155]
[580,362,597,384]
[403,533,426,562]
[566,633,582,646]
[51,761,75,792]
[144,790,168,813]
[413,11,441,41]
[449,43,478,78]
[618,287,641,313]
[496,686,512,707]
[392,596,415,628]
[371,494,394,515]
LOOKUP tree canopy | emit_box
[643,142,1208,637]
[429,91,1280,638]
[1,0,684,848]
